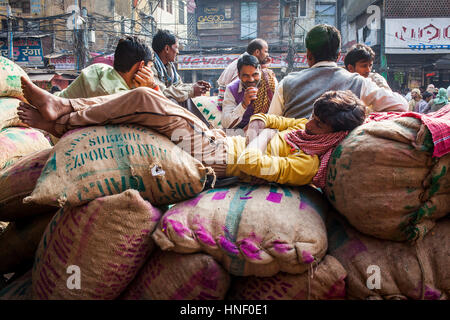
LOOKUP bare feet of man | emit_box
[17,102,61,137]
[20,76,73,121]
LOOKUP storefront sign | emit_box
[196,4,234,30]
[177,53,346,70]
[49,55,76,70]
[386,18,450,54]
[0,38,44,66]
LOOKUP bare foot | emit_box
[17,102,61,137]
[21,76,73,121]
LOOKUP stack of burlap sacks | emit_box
[0,56,55,293]
[1,57,448,300]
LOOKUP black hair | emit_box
[422,92,433,100]
[113,36,154,73]
[305,24,341,63]
[344,43,375,68]
[152,29,177,54]
[246,39,267,55]
[313,90,366,132]
[237,54,260,73]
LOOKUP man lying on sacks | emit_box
[17,76,366,190]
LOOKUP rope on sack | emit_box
[307,259,318,300]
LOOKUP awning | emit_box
[28,74,55,82]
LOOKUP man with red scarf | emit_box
[18,75,365,189]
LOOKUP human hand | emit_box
[133,65,157,89]
[246,128,278,153]
[243,86,258,108]
[245,119,266,146]
[193,81,210,97]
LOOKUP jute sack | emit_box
[121,249,230,300]
[0,212,55,274]
[325,117,450,241]
[152,184,329,277]
[32,189,161,300]
[24,124,210,208]
[0,269,32,300]
[192,95,222,129]
[0,97,26,131]
[0,56,30,98]
[326,211,450,300]
[0,127,52,170]
[0,148,54,221]
[227,255,347,300]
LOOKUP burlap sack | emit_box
[24,124,211,208]
[121,249,230,300]
[0,269,32,300]
[192,95,222,129]
[227,255,347,300]
[32,189,161,300]
[0,56,29,98]
[0,97,26,131]
[152,184,329,277]
[0,148,54,221]
[326,117,450,241]
[326,211,450,300]
[0,127,52,170]
[0,212,55,274]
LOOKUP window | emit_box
[158,0,165,10]
[167,0,173,14]
[315,2,336,26]
[241,2,258,40]
[283,0,307,18]
[179,1,185,24]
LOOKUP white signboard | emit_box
[386,18,450,54]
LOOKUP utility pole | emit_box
[7,4,13,60]
[286,0,297,75]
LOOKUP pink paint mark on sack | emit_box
[266,192,282,203]
[272,240,291,253]
[342,239,368,260]
[299,201,308,210]
[168,219,190,237]
[324,275,347,299]
[212,191,228,200]
[238,239,262,260]
[424,286,442,300]
[195,225,216,247]
[219,236,239,255]
[301,251,314,264]
[184,194,203,207]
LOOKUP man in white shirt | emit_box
[217,38,273,108]
[265,24,407,119]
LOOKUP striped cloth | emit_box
[366,104,450,158]
[284,130,349,189]
[153,53,179,87]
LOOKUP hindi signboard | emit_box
[0,38,44,66]
[385,18,450,54]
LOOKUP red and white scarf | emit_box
[284,130,349,189]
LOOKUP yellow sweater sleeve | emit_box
[250,113,309,131]
[236,148,319,186]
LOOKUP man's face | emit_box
[348,60,373,78]
[166,41,179,62]
[305,114,335,135]
[255,43,269,64]
[411,91,418,99]
[239,65,261,88]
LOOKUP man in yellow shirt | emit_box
[18,76,366,189]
